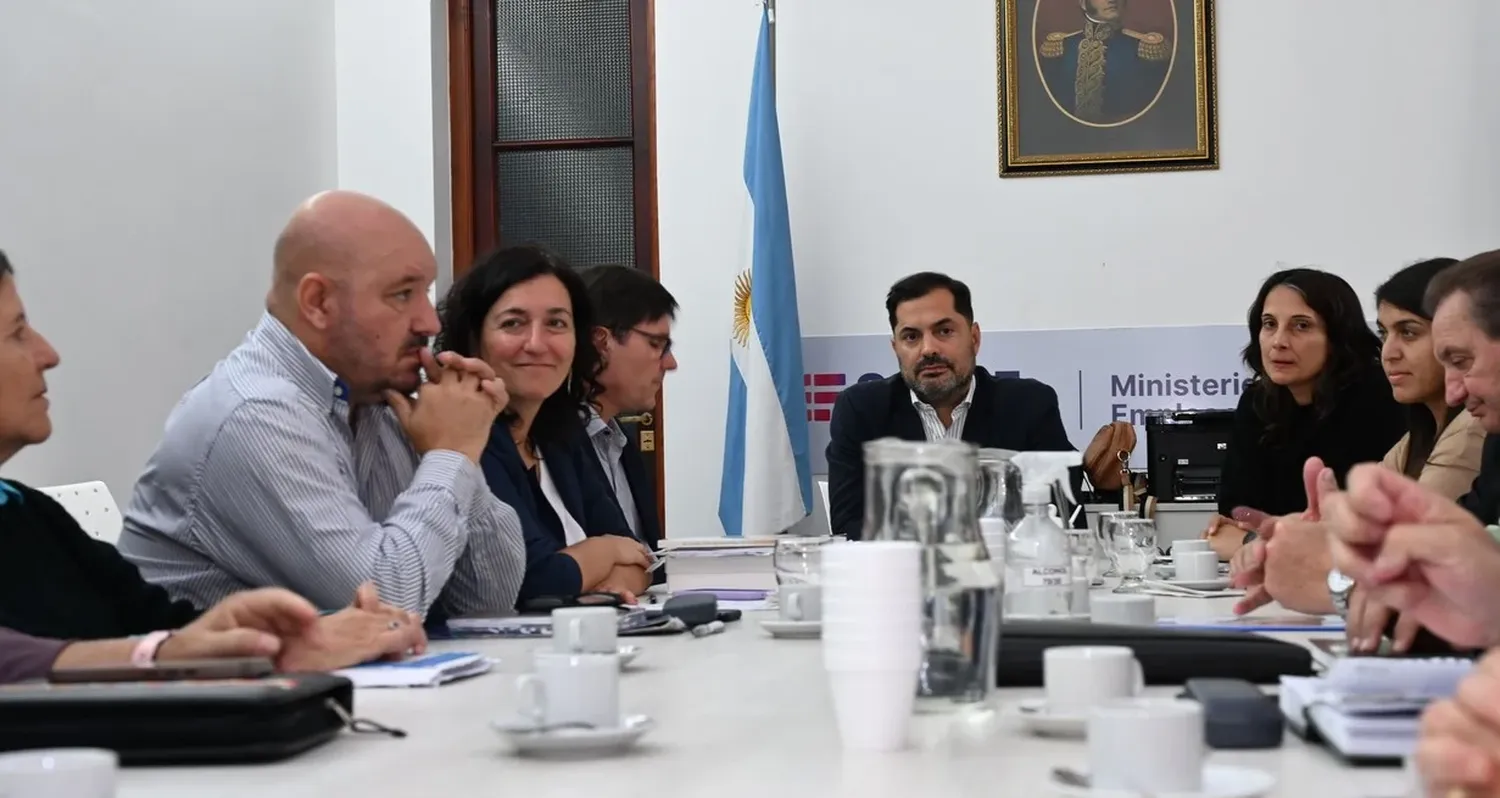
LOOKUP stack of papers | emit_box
[1280,656,1473,762]
[1156,614,1345,633]
[337,651,493,688]
[441,608,661,639]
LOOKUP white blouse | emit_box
[536,456,588,546]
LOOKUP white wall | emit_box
[0,0,338,501]
[656,0,1500,538]
[333,0,452,294]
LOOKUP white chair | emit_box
[38,481,123,545]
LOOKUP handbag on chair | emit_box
[1084,421,1145,508]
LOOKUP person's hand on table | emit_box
[1343,584,1421,654]
[1203,514,1252,561]
[1230,459,1334,615]
[276,583,427,672]
[157,587,321,662]
[1323,463,1500,650]
[594,564,650,605]
[1416,649,1500,796]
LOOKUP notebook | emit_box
[335,651,493,688]
[1280,656,1474,763]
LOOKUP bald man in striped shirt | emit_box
[118,191,526,617]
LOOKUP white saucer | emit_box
[1008,698,1085,738]
[1049,764,1276,797]
[491,714,654,757]
[760,619,821,639]
[618,644,641,668]
[1165,577,1231,591]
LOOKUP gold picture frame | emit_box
[997,0,1218,177]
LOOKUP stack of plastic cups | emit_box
[820,540,924,752]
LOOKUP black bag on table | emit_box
[996,620,1316,687]
[0,672,393,765]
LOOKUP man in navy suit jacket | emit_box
[826,272,1080,540]
[580,266,679,584]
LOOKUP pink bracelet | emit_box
[130,631,173,667]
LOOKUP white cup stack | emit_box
[820,540,924,752]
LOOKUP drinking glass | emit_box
[1110,518,1157,593]
[1096,511,1137,578]
[774,536,830,585]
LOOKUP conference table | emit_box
[119,562,1417,798]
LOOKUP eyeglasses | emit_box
[628,327,673,359]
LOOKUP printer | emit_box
[1144,409,1236,502]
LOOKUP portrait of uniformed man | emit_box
[1037,0,1172,125]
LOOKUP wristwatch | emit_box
[1327,569,1356,618]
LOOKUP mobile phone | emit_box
[49,657,276,684]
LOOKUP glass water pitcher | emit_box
[862,438,1001,711]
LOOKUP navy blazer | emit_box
[825,368,1082,540]
[479,423,635,604]
[1456,434,1500,524]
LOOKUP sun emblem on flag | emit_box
[732,270,752,346]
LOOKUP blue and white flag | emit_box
[718,9,813,538]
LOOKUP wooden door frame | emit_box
[445,0,667,537]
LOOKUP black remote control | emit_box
[1179,678,1284,749]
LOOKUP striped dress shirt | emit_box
[909,377,976,442]
[117,313,526,617]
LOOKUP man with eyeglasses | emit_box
[580,266,678,583]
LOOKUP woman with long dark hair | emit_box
[1374,258,1485,493]
[1205,268,1407,559]
[438,246,652,605]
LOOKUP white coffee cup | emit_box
[551,606,619,654]
[778,583,823,622]
[1043,646,1144,715]
[517,651,620,728]
[1173,550,1219,582]
[1090,594,1155,626]
[1171,539,1210,554]
[1088,698,1206,792]
[0,748,117,798]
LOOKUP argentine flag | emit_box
[718,8,813,538]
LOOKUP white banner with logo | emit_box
[800,324,1250,473]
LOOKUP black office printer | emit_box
[1145,410,1236,502]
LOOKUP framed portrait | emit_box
[996,0,1218,177]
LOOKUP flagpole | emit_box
[765,0,776,90]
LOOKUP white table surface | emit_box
[118,571,1413,798]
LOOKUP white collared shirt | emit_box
[909,377,976,442]
[586,410,642,539]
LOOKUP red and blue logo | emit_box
[803,372,884,422]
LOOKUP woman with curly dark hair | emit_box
[1204,267,1406,560]
[438,245,652,605]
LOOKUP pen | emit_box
[690,620,725,638]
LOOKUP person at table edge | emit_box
[116,191,526,617]
[438,246,653,606]
[0,249,422,672]
[579,265,678,586]
[1206,267,1406,559]
[826,272,1081,541]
